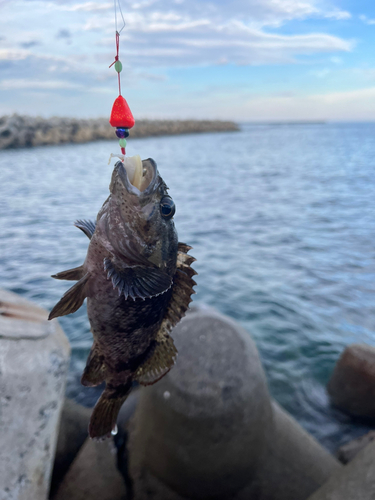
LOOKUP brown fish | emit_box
[48,157,196,439]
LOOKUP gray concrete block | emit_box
[327,344,375,418]
[307,440,375,500]
[337,431,375,464]
[128,308,340,500]
[50,399,92,496]
[52,438,126,500]
[129,308,273,499]
[0,290,70,500]
[239,401,341,500]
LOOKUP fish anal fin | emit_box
[104,258,172,301]
[89,382,131,440]
[48,273,90,320]
[135,331,177,386]
[52,265,84,281]
[81,342,106,387]
[74,219,96,239]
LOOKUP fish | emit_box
[48,156,196,439]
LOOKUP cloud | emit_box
[64,2,112,12]
[0,78,83,90]
[20,40,41,48]
[309,68,330,78]
[359,14,375,25]
[238,87,375,121]
[0,1,354,70]
[153,85,375,121]
[324,10,351,20]
[0,49,30,61]
[56,29,72,39]
[0,0,357,118]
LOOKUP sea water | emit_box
[1,122,375,451]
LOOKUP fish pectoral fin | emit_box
[81,342,106,387]
[89,382,132,440]
[104,258,172,301]
[135,331,177,386]
[74,219,96,239]
[48,272,91,320]
[51,265,85,281]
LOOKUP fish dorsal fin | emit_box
[160,243,197,332]
[51,265,84,281]
[74,219,96,239]
[134,330,178,386]
[81,342,107,387]
[103,258,172,301]
[48,272,91,320]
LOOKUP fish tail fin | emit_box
[48,272,90,320]
[89,382,132,440]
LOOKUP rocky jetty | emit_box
[0,114,239,150]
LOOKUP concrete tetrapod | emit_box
[327,344,375,418]
[128,308,341,500]
[307,440,375,500]
[0,289,70,500]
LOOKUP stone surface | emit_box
[337,430,375,464]
[52,438,127,500]
[307,440,375,500]
[0,289,70,500]
[327,343,375,418]
[238,401,341,500]
[0,114,239,150]
[50,399,92,496]
[128,308,340,500]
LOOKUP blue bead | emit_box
[115,128,129,139]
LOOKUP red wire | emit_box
[109,31,121,96]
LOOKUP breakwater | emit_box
[0,114,239,150]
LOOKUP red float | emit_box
[109,95,135,128]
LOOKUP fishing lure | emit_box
[108,1,135,161]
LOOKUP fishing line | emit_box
[108,0,134,158]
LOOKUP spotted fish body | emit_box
[49,158,196,439]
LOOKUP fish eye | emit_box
[160,196,175,220]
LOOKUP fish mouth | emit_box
[116,156,158,196]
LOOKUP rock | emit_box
[0,289,70,500]
[307,440,375,500]
[0,114,239,150]
[114,390,141,500]
[337,431,375,464]
[241,401,341,500]
[52,438,126,500]
[128,308,340,500]
[327,344,375,418]
[50,399,92,496]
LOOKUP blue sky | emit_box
[1,0,375,120]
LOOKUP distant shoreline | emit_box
[0,115,239,150]
[240,120,327,125]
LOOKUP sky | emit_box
[1,0,375,121]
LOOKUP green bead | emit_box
[119,138,127,148]
[114,60,122,73]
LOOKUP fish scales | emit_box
[49,158,196,439]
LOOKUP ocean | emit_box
[1,122,374,452]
